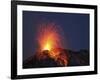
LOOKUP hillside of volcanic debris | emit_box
[23,48,89,68]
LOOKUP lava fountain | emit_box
[36,22,69,66]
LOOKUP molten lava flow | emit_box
[36,22,69,66]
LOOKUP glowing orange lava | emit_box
[36,22,68,66]
[43,42,51,51]
[37,22,64,51]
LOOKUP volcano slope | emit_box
[23,49,89,68]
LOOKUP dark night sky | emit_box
[23,11,89,60]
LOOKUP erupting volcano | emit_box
[35,22,69,66]
[23,12,90,69]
